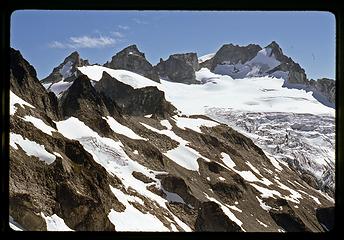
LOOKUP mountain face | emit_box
[154,53,200,84]
[104,45,160,83]
[10,47,334,232]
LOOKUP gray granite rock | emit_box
[104,45,160,82]
[155,52,200,84]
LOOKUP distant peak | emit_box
[122,44,140,53]
[266,41,280,49]
[126,44,138,50]
[64,51,81,63]
[265,41,283,57]
[68,51,80,58]
[114,44,145,58]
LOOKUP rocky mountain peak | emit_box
[266,41,280,50]
[104,45,160,82]
[265,41,285,61]
[40,51,89,84]
[120,44,144,57]
[59,74,120,135]
[10,48,38,82]
[64,74,92,94]
[64,51,87,65]
[210,43,262,70]
[154,52,200,84]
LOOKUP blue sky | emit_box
[11,10,335,80]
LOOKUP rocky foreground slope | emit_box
[9,46,334,232]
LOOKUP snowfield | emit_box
[172,116,219,133]
[21,115,56,136]
[108,186,169,231]
[10,133,56,165]
[41,213,74,231]
[140,120,211,171]
[78,65,162,89]
[161,68,334,116]
[103,116,146,140]
[10,91,35,115]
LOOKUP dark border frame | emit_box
[1,0,343,239]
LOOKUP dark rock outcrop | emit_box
[41,51,89,84]
[210,182,244,202]
[195,201,242,232]
[316,207,334,231]
[210,43,262,70]
[309,78,335,104]
[10,48,60,120]
[104,45,160,82]
[267,198,311,232]
[94,71,176,117]
[161,175,200,208]
[154,53,200,84]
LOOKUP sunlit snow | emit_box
[21,115,56,136]
[10,91,35,115]
[10,133,56,164]
[160,68,334,116]
[172,116,219,133]
[41,212,74,231]
[141,122,210,171]
[103,116,146,140]
[78,65,162,89]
